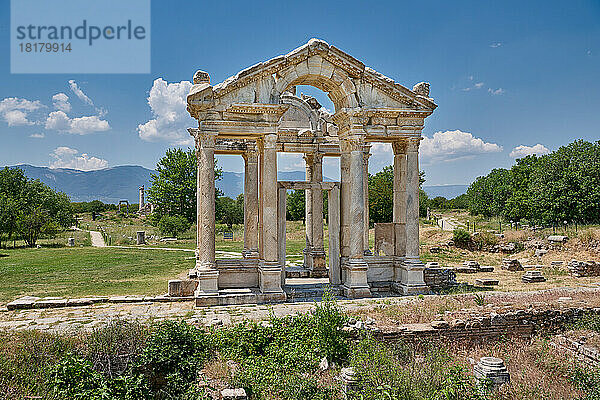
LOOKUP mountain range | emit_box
[7,164,467,203]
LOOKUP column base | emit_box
[309,249,328,278]
[302,247,313,270]
[259,260,285,296]
[242,248,260,259]
[341,258,371,298]
[392,257,429,295]
[193,268,219,296]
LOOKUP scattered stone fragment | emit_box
[502,258,524,271]
[221,388,247,400]
[475,278,499,286]
[535,249,548,257]
[341,367,359,395]
[568,260,600,277]
[474,357,510,390]
[522,270,547,283]
[319,356,329,371]
[479,266,494,272]
[431,320,449,329]
[548,235,568,243]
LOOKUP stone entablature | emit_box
[183,39,437,305]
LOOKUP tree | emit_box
[368,166,393,223]
[147,148,222,223]
[158,215,191,238]
[17,180,74,247]
[216,196,244,229]
[286,190,305,221]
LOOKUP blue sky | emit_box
[1,0,599,185]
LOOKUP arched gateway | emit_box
[182,39,437,305]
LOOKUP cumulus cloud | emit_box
[52,93,71,112]
[490,42,502,48]
[488,88,505,95]
[45,110,110,134]
[0,97,43,126]
[30,133,45,138]
[137,78,195,145]
[462,80,484,92]
[68,80,94,106]
[50,146,108,171]
[420,130,502,162]
[509,144,550,158]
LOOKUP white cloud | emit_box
[488,88,505,95]
[45,110,110,135]
[68,80,94,106]
[420,130,502,162]
[137,78,195,145]
[50,146,108,171]
[0,97,43,126]
[30,133,45,138]
[462,81,485,92]
[52,93,71,112]
[509,144,550,158]
[490,42,502,48]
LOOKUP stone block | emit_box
[474,357,510,390]
[34,298,68,309]
[522,270,546,283]
[475,278,499,286]
[6,296,40,310]
[221,388,247,400]
[548,235,568,243]
[136,231,145,245]
[502,258,524,271]
[479,266,494,272]
[168,280,198,297]
[341,367,359,397]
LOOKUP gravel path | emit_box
[89,230,106,247]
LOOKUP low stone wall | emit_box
[568,260,600,277]
[423,267,457,290]
[375,307,600,342]
[551,334,600,367]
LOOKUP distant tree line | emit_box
[465,140,600,225]
[0,167,74,247]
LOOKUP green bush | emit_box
[137,321,209,397]
[453,229,472,249]
[157,215,190,238]
[472,231,499,251]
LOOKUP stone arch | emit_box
[273,60,358,111]
[279,93,320,132]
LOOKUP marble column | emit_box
[341,135,371,298]
[311,153,327,277]
[259,134,285,298]
[339,151,350,260]
[303,154,314,270]
[392,141,407,260]
[362,148,372,255]
[242,147,259,258]
[397,137,427,294]
[328,184,341,285]
[194,130,218,296]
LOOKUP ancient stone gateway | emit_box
[185,39,437,305]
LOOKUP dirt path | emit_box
[89,231,106,247]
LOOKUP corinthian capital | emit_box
[406,137,421,152]
[392,140,408,155]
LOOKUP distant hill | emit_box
[7,165,334,203]
[422,185,468,199]
[8,164,460,203]
[12,164,154,204]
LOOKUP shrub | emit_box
[472,231,499,251]
[157,215,190,238]
[48,354,108,400]
[453,229,471,249]
[137,321,209,396]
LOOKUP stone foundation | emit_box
[568,260,600,277]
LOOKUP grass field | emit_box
[0,247,193,303]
